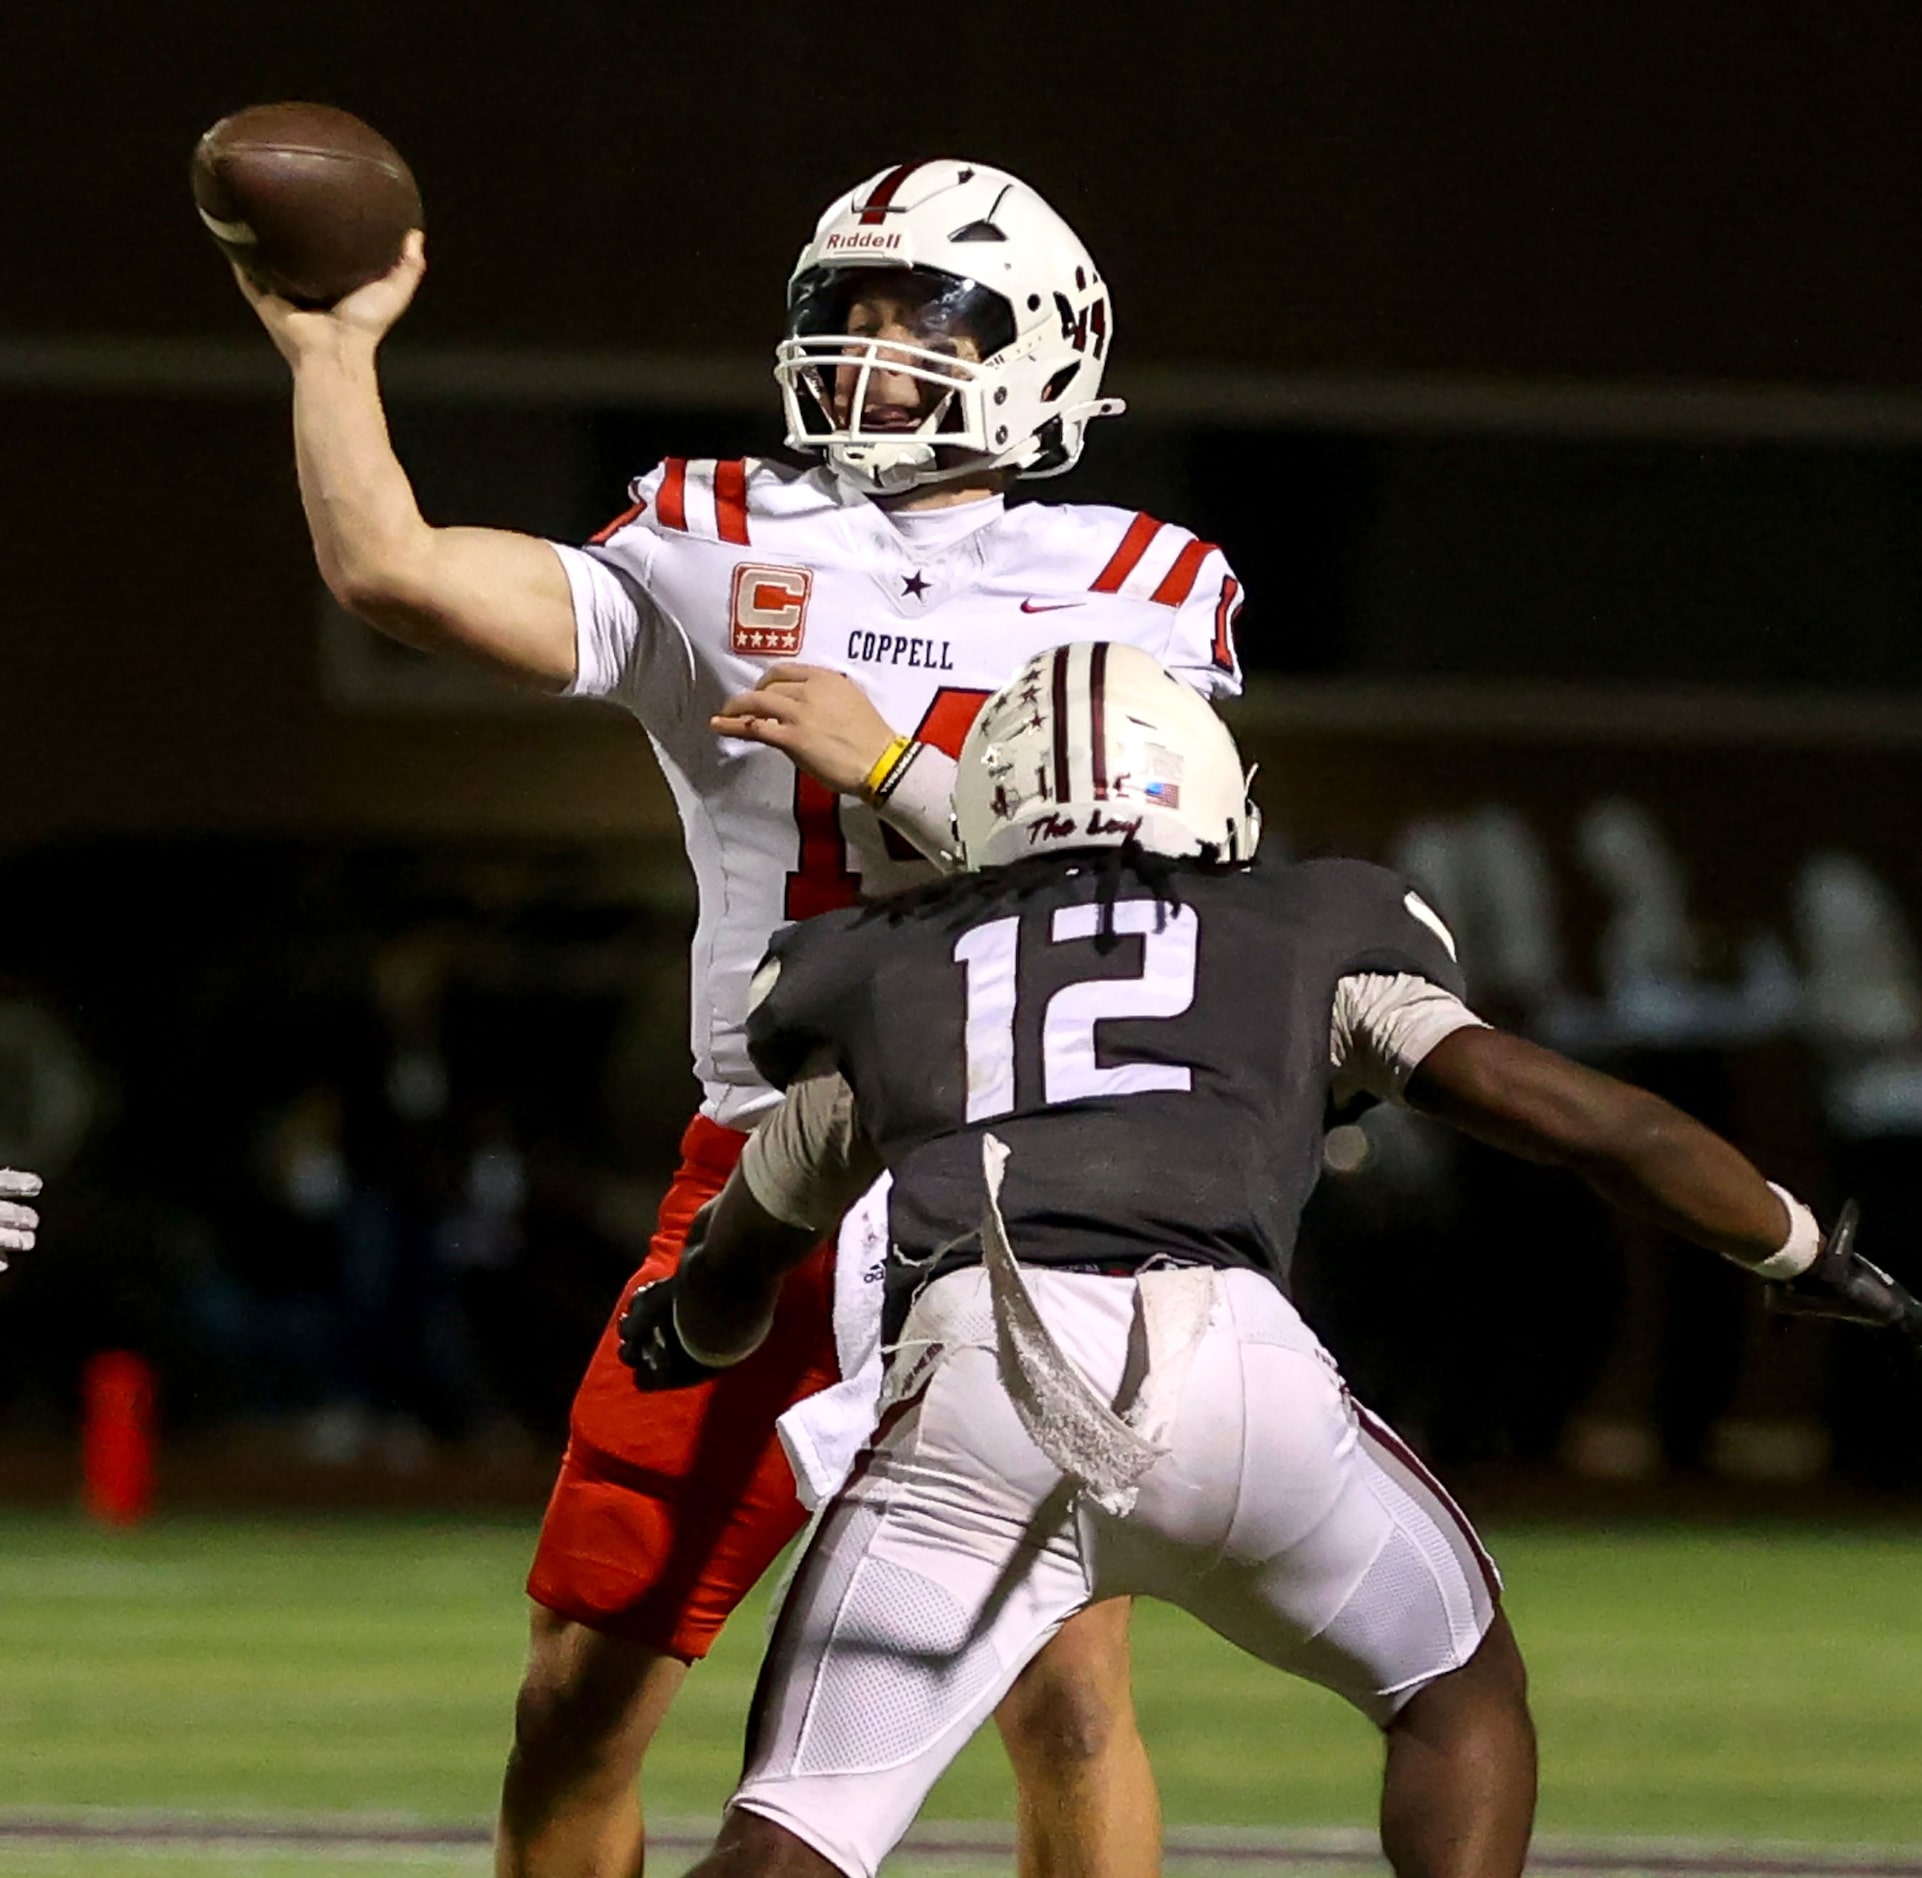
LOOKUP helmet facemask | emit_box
[777,266,1023,495]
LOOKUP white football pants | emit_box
[732,1264,1500,1878]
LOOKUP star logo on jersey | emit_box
[730,564,812,657]
[901,571,930,600]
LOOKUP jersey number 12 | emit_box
[952,900,1200,1121]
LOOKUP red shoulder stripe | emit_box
[714,459,750,546]
[657,459,689,533]
[1150,537,1216,607]
[587,497,646,546]
[1090,513,1164,593]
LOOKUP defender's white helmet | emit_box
[776,160,1124,497]
[955,642,1261,870]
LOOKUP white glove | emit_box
[0,1169,42,1266]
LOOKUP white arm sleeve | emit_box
[1329,972,1489,1108]
[874,743,963,872]
[738,1059,885,1234]
[548,540,695,730]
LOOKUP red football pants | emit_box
[526,1115,839,1658]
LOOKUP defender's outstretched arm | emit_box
[1405,1026,1790,1267]
[238,234,578,689]
[1407,1027,1922,1346]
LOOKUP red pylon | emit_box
[82,1351,157,1527]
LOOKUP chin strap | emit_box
[828,394,1129,496]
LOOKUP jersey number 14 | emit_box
[784,687,991,921]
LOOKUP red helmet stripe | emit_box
[1088,641,1110,798]
[714,459,750,545]
[1050,646,1073,804]
[657,458,689,533]
[1090,513,1164,593]
[1150,537,1216,607]
[857,162,927,226]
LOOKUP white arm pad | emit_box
[672,1291,772,1369]
[873,744,962,873]
[738,1060,885,1234]
[1750,1184,1821,1280]
[1330,973,1488,1108]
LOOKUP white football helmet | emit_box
[776,160,1124,496]
[955,642,1261,870]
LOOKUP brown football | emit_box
[191,102,421,308]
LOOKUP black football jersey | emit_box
[746,853,1465,1304]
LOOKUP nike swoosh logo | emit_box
[1020,599,1084,614]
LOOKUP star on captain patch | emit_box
[901,571,930,599]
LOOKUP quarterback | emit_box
[236,161,1241,1877]
[623,644,1922,1878]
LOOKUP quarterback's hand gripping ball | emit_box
[1768,1200,1922,1350]
[192,101,421,309]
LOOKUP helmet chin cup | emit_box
[827,437,941,495]
[1232,766,1263,862]
[1231,798,1262,864]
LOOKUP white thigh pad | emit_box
[736,1360,1095,1878]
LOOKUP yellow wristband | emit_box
[861,735,914,803]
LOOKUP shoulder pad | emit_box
[1280,858,1467,995]
[744,909,867,1090]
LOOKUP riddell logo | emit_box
[824,231,903,252]
[731,564,812,656]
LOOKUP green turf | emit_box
[0,1513,1917,1854]
[0,1855,482,1878]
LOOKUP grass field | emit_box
[0,1512,1918,1874]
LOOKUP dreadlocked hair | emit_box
[859,839,1229,952]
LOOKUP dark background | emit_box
[3,1,1920,1501]
[9,0,1922,378]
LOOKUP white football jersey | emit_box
[550,455,1246,1127]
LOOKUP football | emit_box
[191,102,421,308]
